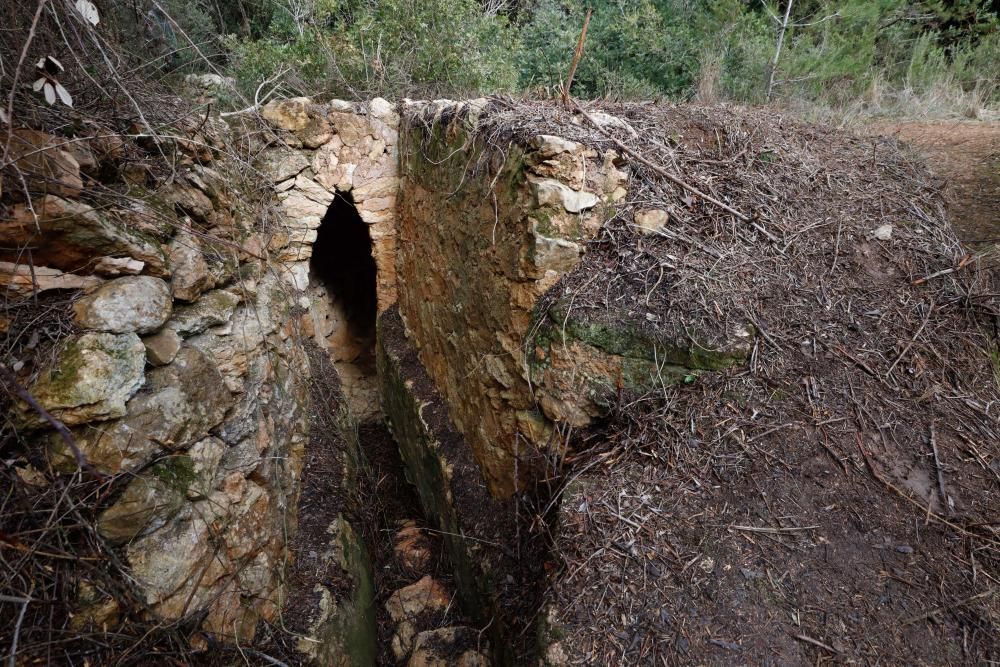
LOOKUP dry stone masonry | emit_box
[5,96,754,664]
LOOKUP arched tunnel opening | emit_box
[307,190,379,419]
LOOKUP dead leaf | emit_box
[75,0,100,25]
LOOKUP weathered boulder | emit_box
[73,276,172,334]
[22,332,145,428]
[386,576,452,661]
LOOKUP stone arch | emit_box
[306,189,380,418]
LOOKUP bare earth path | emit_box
[878,121,1000,246]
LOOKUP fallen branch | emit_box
[900,590,995,625]
[561,8,592,106]
[0,363,98,477]
[929,422,949,514]
[912,253,975,285]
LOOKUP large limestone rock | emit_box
[23,332,145,427]
[408,627,491,667]
[386,576,452,661]
[0,196,169,275]
[73,276,172,334]
[49,346,233,473]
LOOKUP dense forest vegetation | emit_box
[140,0,1000,116]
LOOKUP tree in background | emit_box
[123,0,996,115]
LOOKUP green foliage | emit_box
[150,0,996,114]
[226,0,518,99]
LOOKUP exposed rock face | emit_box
[0,261,103,297]
[0,196,170,275]
[73,276,172,334]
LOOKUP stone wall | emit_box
[395,100,627,497]
[2,119,312,643]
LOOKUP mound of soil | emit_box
[476,102,1000,664]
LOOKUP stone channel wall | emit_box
[4,96,684,658]
[395,100,628,497]
[2,118,313,641]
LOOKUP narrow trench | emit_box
[305,193,472,664]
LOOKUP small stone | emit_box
[73,276,172,334]
[634,209,668,235]
[93,256,145,276]
[872,224,893,241]
[143,329,182,366]
[393,521,435,573]
[895,545,914,554]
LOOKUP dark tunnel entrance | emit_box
[307,190,380,418]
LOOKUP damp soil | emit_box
[352,419,468,666]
